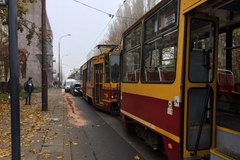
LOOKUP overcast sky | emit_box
[46,0,123,80]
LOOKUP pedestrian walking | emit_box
[53,81,58,88]
[24,77,34,105]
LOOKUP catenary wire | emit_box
[73,0,114,18]
[75,0,133,66]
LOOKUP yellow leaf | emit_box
[56,155,63,159]
[72,142,78,145]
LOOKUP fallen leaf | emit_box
[56,155,63,159]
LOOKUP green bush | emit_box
[1,86,42,103]
[0,93,10,104]
[33,86,42,93]
[19,89,26,100]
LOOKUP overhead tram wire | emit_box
[73,0,136,66]
[73,0,114,18]
[73,0,136,48]
[114,0,137,21]
[77,17,114,66]
[73,0,136,20]
[73,0,117,65]
[73,0,114,66]
[74,14,114,66]
[89,17,114,51]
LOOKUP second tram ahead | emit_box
[120,0,240,160]
[81,44,120,113]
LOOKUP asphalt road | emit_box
[66,94,164,160]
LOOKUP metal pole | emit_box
[61,57,62,85]
[8,0,21,159]
[61,54,68,86]
[58,34,71,88]
[42,0,48,111]
[58,40,60,87]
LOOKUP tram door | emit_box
[183,14,218,158]
[82,69,87,97]
[94,64,103,105]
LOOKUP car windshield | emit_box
[74,84,80,87]
[66,82,72,86]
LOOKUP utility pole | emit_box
[42,0,48,111]
[8,0,21,159]
[58,34,71,88]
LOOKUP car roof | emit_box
[65,79,76,82]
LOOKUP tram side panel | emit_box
[120,0,182,158]
[102,84,119,112]
[82,58,95,104]
[121,83,182,160]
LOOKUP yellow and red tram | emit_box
[81,45,120,113]
[120,0,240,160]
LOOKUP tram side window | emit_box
[124,26,141,51]
[217,28,240,95]
[110,55,120,83]
[87,61,91,82]
[122,48,140,82]
[142,31,177,83]
[189,19,215,82]
[232,28,240,84]
[122,25,141,83]
[218,33,226,69]
[105,54,110,83]
[145,14,158,41]
[145,0,178,41]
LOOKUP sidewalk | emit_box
[0,88,71,160]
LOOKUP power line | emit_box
[115,15,137,20]
[73,0,136,20]
[75,0,135,66]
[73,0,114,18]
[90,17,114,50]
[78,17,114,64]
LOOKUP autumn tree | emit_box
[87,0,162,60]
[0,0,39,45]
[0,0,39,82]
[105,0,161,45]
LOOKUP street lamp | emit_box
[61,54,68,86]
[58,34,71,87]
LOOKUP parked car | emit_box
[70,82,81,96]
[64,79,76,92]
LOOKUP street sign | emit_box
[0,0,7,6]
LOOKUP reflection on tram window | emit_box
[142,31,177,83]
